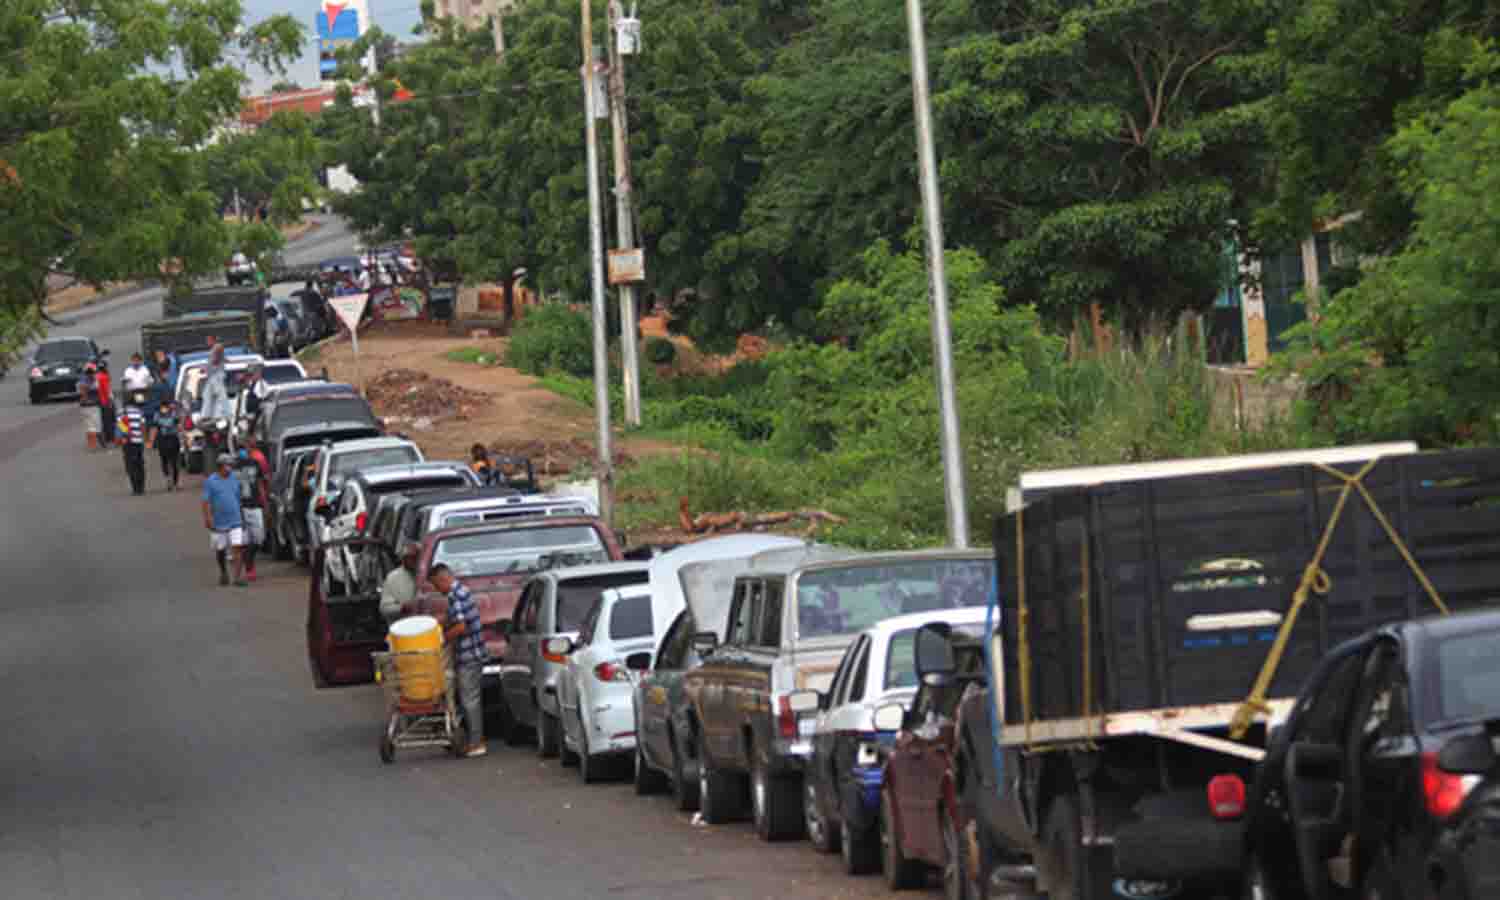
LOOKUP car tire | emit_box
[751,756,803,842]
[671,731,700,812]
[806,778,839,853]
[1041,794,1116,900]
[536,711,560,759]
[1360,857,1399,900]
[578,715,602,784]
[1241,852,1280,900]
[841,816,880,875]
[559,718,580,768]
[634,742,668,796]
[882,787,923,890]
[28,387,40,404]
[697,733,743,825]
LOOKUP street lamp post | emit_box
[905,0,969,548]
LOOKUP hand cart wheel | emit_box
[380,714,397,764]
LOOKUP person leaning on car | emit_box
[379,542,422,623]
[429,563,488,758]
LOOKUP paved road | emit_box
[0,221,918,899]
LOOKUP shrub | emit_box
[507,303,593,377]
[645,336,677,365]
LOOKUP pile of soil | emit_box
[365,368,489,426]
[486,437,635,477]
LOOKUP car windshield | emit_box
[36,340,92,362]
[261,365,304,384]
[270,398,376,435]
[1432,629,1500,725]
[796,558,995,639]
[329,447,420,484]
[368,475,469,496]
[609,593,653,640]
[557,573,649,632]
[440,503,586,528]
[432,525,608,578]
[884,623,987,690]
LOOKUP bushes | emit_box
[507,303,593,377]
[645,336,677,365]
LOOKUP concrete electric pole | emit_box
[581,0,614,525]
[606,0,642,428]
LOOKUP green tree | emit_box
[0,1,302,313]
[1276,60,1500,445]
[202,111,325,224]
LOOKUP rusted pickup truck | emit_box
[681,549,993,842]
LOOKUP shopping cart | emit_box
[372,647,464,763]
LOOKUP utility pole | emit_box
[581,0,614,526]
[606,0,642,427]
[905,0,969,548]
[491,0,505,56]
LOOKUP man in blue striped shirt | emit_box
[117,391,148,495]
[430,564,489,757]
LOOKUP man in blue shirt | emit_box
[430,564,488,757]
[201,452,247,587]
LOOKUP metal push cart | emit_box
[372,647,464,763]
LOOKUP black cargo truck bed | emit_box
[994,447,1500,728]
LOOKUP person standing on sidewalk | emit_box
[78,363,100,451]
[117,391,148,495]
[429,564,488,757]
[150,398,182,490]
[95,360,114,448]
[121,352,154,393]
[231,439,270,581]
[202,453,247,587]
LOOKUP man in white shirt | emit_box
[121,352,155,393]
[380,542,422,623]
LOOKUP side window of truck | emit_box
[727,582,759,646]
[523,583,542,633]
[758,582,785,649]
[847,638,870,703]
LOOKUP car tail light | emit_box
[1206,774,1246,820]
[29,367,42,378]
[1423,751,1475,819]
[593,661,629,683]
[777,694,798,740]
[355,512,367,532]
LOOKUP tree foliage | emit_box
[201,111,324,224]
[0,0,302,311]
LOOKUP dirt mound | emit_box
[486,437,634,477]
[365,368,489,424]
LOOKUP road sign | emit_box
[608,248,644,285]
[329,292,370,333]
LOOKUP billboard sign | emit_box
[316,0,368,80]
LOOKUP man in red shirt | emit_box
[94,361,114,447]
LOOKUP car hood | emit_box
[415,573,527,660]
[33,359,88,374]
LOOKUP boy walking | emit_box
[202,453,247,587]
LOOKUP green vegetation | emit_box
[645,337,677,366]
[512,243,1309,548]
[505,303,596,377]
[445,346,501,366]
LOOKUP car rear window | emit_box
[368,474,469,495]
[609,593,653,640]
[797,559,995,639]
[557,573,649,632]
[1434,629,1500,724]
[432,525,609,578]
[330,447,420,481]
[270,397,377,433]
[261,364,304,384]
[36,340,92,362]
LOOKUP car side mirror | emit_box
[873,703,905,733]
[625,651,652,672]
[541,636,574,662]
[1439,733,1497,776]
[915,623,957,687]
[691,631,719,656]
[787,690,821,714]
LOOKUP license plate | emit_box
[56,367,71,375]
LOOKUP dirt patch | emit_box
[305,320,684,474]
[45,282,136,315]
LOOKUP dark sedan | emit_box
[1429,731,1500,900]
[1242,609,1500,900]
[27,337,103,403]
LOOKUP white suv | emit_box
[306,437,424,557]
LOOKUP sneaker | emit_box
[465,744,488,758]
[219,573,230,586]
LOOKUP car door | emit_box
[639,610,686,769]
[306,538,388,687]
[1274,640,1376,900]
[813,637,859,822]
[718,580,763,767]
[502,580,542,727]
[1344,639,1421,897]
[561,599,604,747]
[829,636,873,825]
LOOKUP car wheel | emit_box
[634,741,668,796]
[806,778,839,853]
[1041,794,1115,900]
[536,711,560,759]
[751,755,803,842]
[559,716,580,768]
[697,732,743,825]
[671,731,700,812]
[882,787,922,890]
[578,715,602,784]
[28,387,40,404]
[841,816,879,875]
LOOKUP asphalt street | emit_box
[0,220,911,899]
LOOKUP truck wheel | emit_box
[881,788,922,890]
[1041,794,1114,900]
[536,712,560,758]
[697,734,743,825]
[805,779,839,853]
[841,817,879,875]
[671,731,700,812]
[751,756,803,841]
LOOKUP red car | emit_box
[307,517,624,694]
[879,624,988,898]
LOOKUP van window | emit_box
[609,594,653,640]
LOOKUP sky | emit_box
[240,0,425,92]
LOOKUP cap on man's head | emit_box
[216,453,235,467]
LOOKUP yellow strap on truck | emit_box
[1015,503,1033,747]
[1229,457,1448,739]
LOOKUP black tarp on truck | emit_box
[162,285,264,319]
[140,313,256,358]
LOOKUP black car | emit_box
[1428,732,1500,900]
[27,337,104,403]
[1242,610,1500,900]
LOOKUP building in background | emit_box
[431,0,515,30]
[316,0,372,82]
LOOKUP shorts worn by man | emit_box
[202,453,247,587]
[430,564,488,758]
